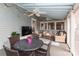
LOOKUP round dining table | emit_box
[13,39,43,52]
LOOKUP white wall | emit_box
[70,12,76,55]
[31,18,39,33]
[67,16,71,48]
[74,7,79,55]
[0,4,31,49]
[66,11,76,55]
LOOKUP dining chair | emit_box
[19,51,34,56]
[3,45,19,56]
[9,36,20,49]
[35,42,51,56]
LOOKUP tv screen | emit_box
[22,26,32,36]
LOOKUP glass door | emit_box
[40,23,45,30]
[45,23,48,30]
[48,22,55,30]
[56,22,64,30]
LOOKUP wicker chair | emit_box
[55,31,67,43]
[18,51,34,56]
[35,42,51,56]
[9,36,20,49]
[32,32,39,40]
[3,45,19,56]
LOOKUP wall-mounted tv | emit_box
[22,26,32,36]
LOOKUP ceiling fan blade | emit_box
[25,11,32,15]
[28,13,34,17]
[39,12,46,14]
[35,13,40,17]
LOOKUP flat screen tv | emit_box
[22,26,32,36]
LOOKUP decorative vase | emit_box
[27,36,32,45]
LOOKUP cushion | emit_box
[51,41,60,46]
[39,38,50,45]
[20,35,32,40]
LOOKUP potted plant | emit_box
[11,32,20,37]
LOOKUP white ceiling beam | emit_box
[22,6,72,8]
[26,8,70,10]
[21,3,73,6]
[27,9,70,12]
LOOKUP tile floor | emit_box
[0,43,72,56]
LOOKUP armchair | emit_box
[55,31,67,43]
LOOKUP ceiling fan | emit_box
[25,8,46,17]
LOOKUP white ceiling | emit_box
[16,3,74,20]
